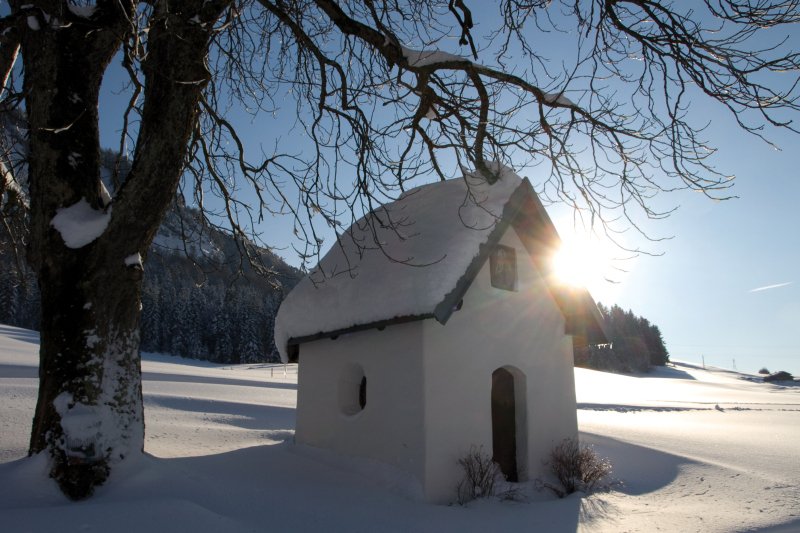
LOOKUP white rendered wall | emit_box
[421,227,578,503]
[294,321,427,490]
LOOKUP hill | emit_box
[0,112,301,363]
[1,324,798,532]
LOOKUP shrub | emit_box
[544,438,612,498]
[456,446,501,504]
[764,370,794,382]
[758,367,770,375]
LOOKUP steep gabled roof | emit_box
[274,164,606,361]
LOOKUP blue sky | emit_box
[590,116,800,375]
[95,4,799,376]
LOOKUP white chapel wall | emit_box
[421,227,578,503]
[294,320,427,487]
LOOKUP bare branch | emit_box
[0,30,20,100]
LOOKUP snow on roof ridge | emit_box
[274,165,526,361]
[394,160,518,201]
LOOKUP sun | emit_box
[553,242,593,287]
[552,233,617,295]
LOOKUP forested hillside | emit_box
[0,112,300,363]
[138,201,301,363]
[575,303,670,373]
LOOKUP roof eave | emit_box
[285,312,436,362]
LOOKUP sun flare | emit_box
[552,233,617,295]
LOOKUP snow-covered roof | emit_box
[274,164,605,361]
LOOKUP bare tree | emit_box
[0,0,797,500]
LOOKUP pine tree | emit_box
[576,303,669,373]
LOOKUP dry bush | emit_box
[456,446,501,504]
[545,438,612,498]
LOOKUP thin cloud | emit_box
[748,281,793,293]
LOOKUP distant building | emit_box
[274,164,606,503]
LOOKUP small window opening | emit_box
[359,376,367,409]
[339,363,367,416]
[490,245,517,291]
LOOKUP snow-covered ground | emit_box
[1,323,798,532]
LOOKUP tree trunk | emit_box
[20,1,225,499]
[31,244,146,499]
[21,4,138,500]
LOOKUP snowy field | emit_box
[1,323,798,532]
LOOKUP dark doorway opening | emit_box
[491,368,518,482]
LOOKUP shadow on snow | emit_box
[580,432,695,496]
[0,325,40,345]
[142,371,297,390]
[144,395,296,432]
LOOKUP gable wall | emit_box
[421,227,578,503]
[294,320,426,496]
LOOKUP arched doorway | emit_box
[491,367,518,482]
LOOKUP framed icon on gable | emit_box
[490,245,517,291]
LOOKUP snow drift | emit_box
[0,324,798,532]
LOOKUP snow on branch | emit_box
[542,92,575,107]
[400,46,469,68]
[0,34,20,101]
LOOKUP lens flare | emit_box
[552,233,617,300]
